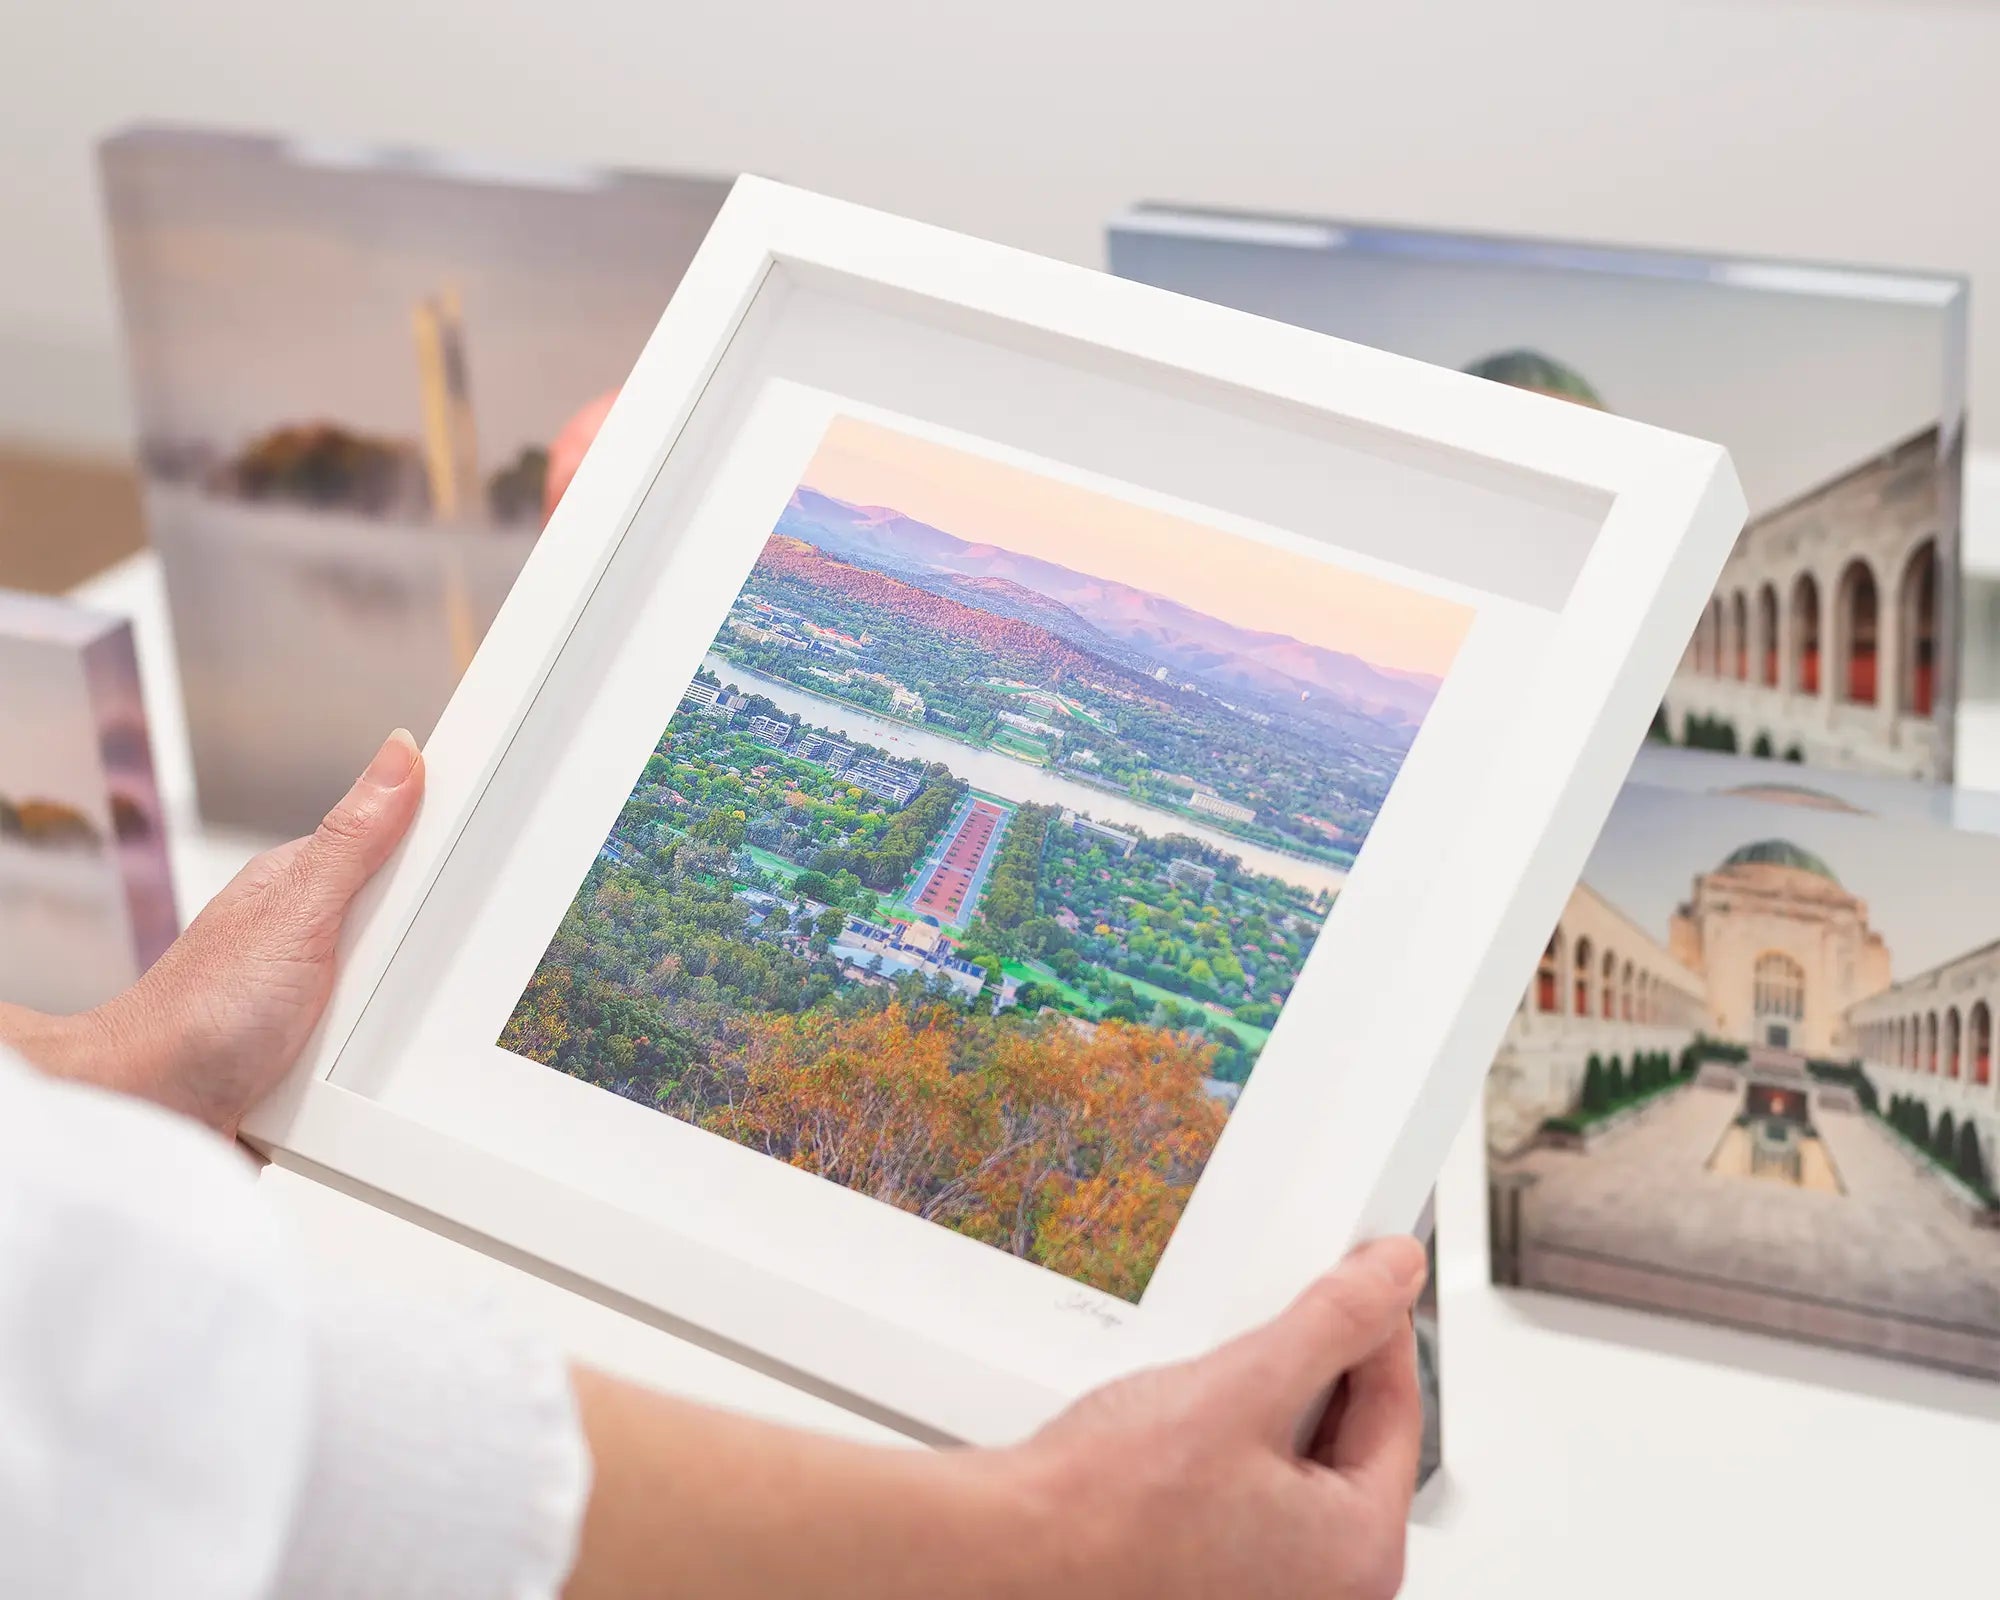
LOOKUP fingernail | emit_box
[364,728,420,788]
[1348,1236,1428,1295]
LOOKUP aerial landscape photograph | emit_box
[501,414,1473,1300]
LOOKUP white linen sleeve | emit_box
[0,1050,590,1600]
[270,1266,592,1599]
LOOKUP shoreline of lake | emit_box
[702,653,1347,898]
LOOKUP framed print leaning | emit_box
[1487,772,2000,1380]
[1108,209,1967,782]
[0,591,176,1014]
[99,125,732,834]
[242,177,1745,1446]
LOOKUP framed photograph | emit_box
[1108,209,1967,782]
[99,125,733,834]
[0,591,176,1013]
[243,177,1743,1445]
[1488,775,2000,1381]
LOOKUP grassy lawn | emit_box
[1109,973,1271,1048]
[990,727,1052,763]
[1208,1014,1271,1050]
[998,959,1271,1049]
[987,682,1109,732]
[1001,958,1098,1014]
[742,844,803,881]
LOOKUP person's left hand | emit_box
[2,729,424,1138]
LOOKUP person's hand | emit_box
[2,730,424,1138]
[563,1235,1429,1600]
[1014,1235,1428,1598]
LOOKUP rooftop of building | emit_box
[1462,348,1605,409]
[1719,838,1840,884]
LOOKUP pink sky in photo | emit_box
[801,415,1474,681]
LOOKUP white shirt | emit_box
[0,1047,590,1598]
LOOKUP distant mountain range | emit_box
[754,536,1130,688]
[776,487,1441,724]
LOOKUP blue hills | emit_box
[775,486,1442,725]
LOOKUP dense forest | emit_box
[630,714,933,912]
[968,802,1055,933]
[811,773,966,891]
[949,820,1324,1084]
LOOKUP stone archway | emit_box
[1757,583,1780,688]
[1538,931,1564,1014]
[1791,572,1822,696]
[1899,539,1938,718]
[1836,559,1880,707]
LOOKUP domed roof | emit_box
[1464,349,1606,410]
[1720,838,1839,883]
[1720,783,1868,816]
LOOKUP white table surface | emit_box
[73,547,2000,1597]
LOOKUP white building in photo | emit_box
[1487,882,1708,1155]
[1664,427,1955,780]
[1186,787,1256,825]
[1665,838,1889,1058]
[1849,937,2000,1179]
[1487,829,1902,1156]
[1060,809,1137,857]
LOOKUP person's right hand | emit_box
[1016,1234,1428,1599]
[1,730,424,1140]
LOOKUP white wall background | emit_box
[0,0,1992,453]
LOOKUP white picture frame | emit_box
[242,176,1745,1446]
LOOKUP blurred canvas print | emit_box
[499,414,1474,1304]
[1414,1204,1442,1492]
[1623,742,1990,834]
[100,126,731,832]
[1109,212,1966,782]
[0,591,176,1014]
[1486,778,2000,1378]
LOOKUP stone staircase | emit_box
[1747,1044,1810,1082]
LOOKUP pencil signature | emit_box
[1055,1290,1125,1330]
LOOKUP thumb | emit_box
[1210,1236,1427,1445]
[299,729,424,913]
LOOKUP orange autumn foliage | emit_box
[701,1005,1227,1301]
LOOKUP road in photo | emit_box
[907,796,1011,927]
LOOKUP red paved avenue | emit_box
[913,800,1007,922]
